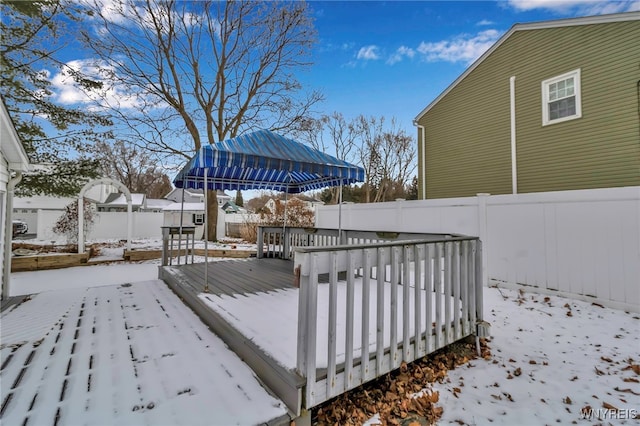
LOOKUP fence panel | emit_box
[315,187,640,312]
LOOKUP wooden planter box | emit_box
[11,252,90,272]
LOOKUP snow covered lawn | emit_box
[1,278,287,425]
[434,286,639,425]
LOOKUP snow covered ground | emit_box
[434,286,640,425]
[4,252,639,425]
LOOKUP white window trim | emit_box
[193,213,204,225]
[541,68,582,126]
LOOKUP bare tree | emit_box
[355,115,416,203]
[354,115,384,203]
[80,0,322,240]
[294,112,359,203]
[94,141,172,198]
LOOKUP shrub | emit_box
[53,200,95,244]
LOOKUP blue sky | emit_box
[295,0,639,131]
[43,0,638,193]
[50,0,640,137]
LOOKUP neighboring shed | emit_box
[165,188,231,206]
[414,12,640,199]
[144,198,172,212]
[97,192,146,212]
[162,202,225,240]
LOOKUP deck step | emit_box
[159,260,305,416]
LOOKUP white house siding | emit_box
[1,159,9,294]
[1,99,30,298]
[315,187,640,312]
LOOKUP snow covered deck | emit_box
[159,234,485,416]
[0,281,289,425]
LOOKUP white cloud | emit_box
[507,0,640,14]
[416,29,502,65]
[50,59,146,110]
[356,45,381,61]
[386,46,416,65]
[477,19,495,26]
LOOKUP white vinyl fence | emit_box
[316,186,640,313]
[36,210,165,241]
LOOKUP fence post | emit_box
[476,193,490,288]
[475,239,484,322]
[295,251,309,376]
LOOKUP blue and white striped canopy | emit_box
[173,129,365,193]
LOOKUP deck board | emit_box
[163,258,294,296]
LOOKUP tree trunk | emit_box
[206,190,219,241]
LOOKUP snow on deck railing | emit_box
[293,236,483,409]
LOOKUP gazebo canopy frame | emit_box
[173,129,365,291]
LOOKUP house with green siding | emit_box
[413,12,640,199]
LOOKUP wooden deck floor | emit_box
[162,258,295,296]
[159,258,305,416]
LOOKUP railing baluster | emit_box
[461,240,469,334]
[376,247,385,375]
[361,248,371,382]
[390,246,399,369]
[424,243,433,354]
[345,250,355,390]
[444,242,452,345]
[402,244,411,361]
[327,251,338,398]
[434,243,443,350]
[414,244,422,359]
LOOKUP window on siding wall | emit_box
[542,69,581,126]
[192,213,204,225]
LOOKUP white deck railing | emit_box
[294,237,483,408]
[256,226,451,259]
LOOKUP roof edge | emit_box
[1,97,30,170]
[413,11,640,124]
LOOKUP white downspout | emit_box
[414,122,427,199]
[510,76,518,194]
[3,171,22,299]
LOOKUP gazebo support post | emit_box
[282,189,289,259]
[203,168,209,293]
[177,188,185,265]
[338,185,343,244]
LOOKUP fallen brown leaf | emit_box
[614,387,640,396]
[622,364,640,375]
